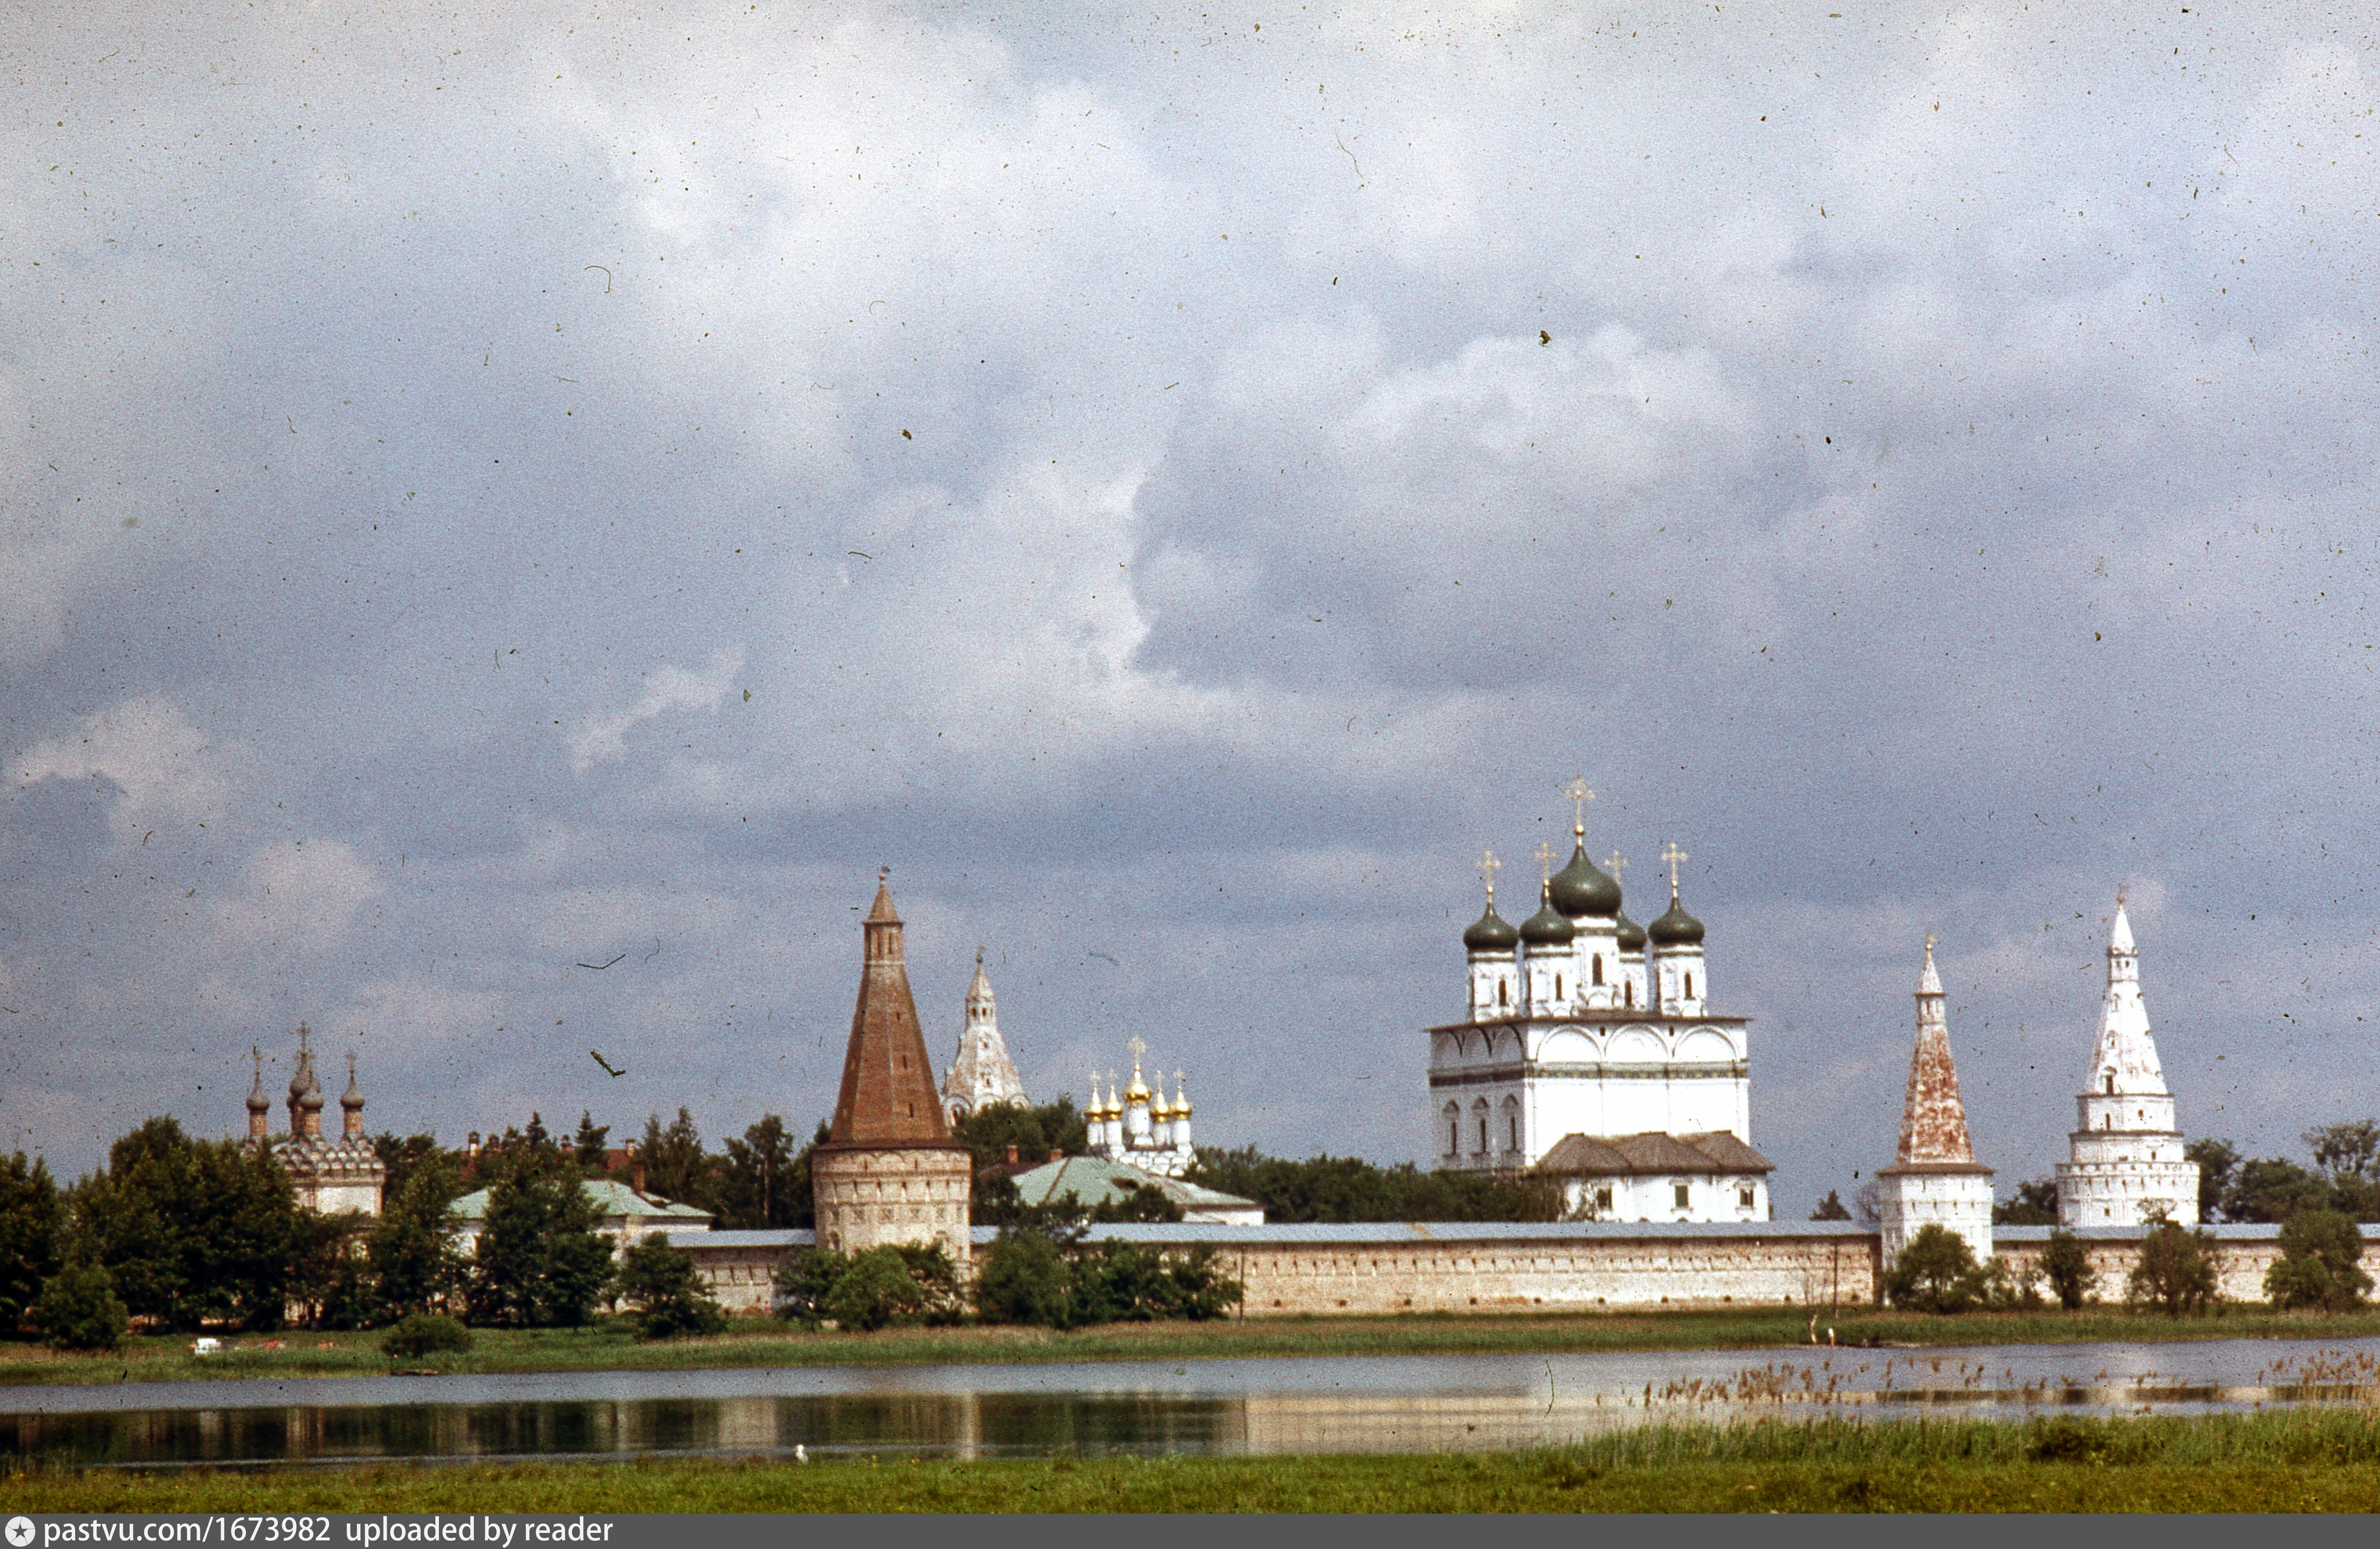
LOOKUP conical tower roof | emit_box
[826,877,961,1148]
[1896,936,1978,1165]
[2083,898,2168,1096]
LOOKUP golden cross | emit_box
[1563,777,1594,836]
[1925,933,1938,954]
[1660,841,1689,895]
[1606,850,1628,883]
[1534,839,1556,881]
[1127,1036,1146,1079]
[1475,848,1501,900]
[296,1022,311,1055]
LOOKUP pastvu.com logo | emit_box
[7,1514,35,1547]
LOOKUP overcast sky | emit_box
[5,0,2376,1205]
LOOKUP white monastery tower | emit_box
[1874,937,1994,1264]
[2056,896,2200,1225]
[1429,784,1772,1222]
[941,949,1030,1123]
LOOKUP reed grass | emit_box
[13,1408,2380,1513]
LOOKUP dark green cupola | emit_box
[1519,881,1576,946]
[1548,842,1622,918]
[1462,900,1520,953]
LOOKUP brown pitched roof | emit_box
[823,880,961,1150]
[1536,1130,1775,1177]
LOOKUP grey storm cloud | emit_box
[4,0,2378,1202]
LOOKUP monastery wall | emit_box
[682,1220,2292,1317]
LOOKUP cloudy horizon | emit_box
[5,0,2377,1206]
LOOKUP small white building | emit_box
[2057,898,2201,1226]
[1874,937,1994,1264]
[1536,1131,1774,1222]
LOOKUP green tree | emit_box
[2128,1219,2220,1316]
[367,1146,465,1320]
[378,1312,472,1361]
[2265,1210,2371,1312]
[1185,1147,1559,1223]
[66,1118,298,1330]
[371,1133,444,1210]
[572,1113,612,1174]
[972,1230,1078,1327]
[771,1247,845,1327]
[2307,1120,2380,1181]
[716,1116,801,1229]
[286,1210,375,1329]
[2185,1138,2238,1223]
[616,1233,730,1339]
[465,1145,614,1327]
[951,1098,1090,1171]
[826,1248,922,1331]
[1808,1190,1852,1222]
[2223,1157,2333,1224]
[636,1108,719,1212]
[1880,1224,1985,1314]
[29,1262,128,1353]
[2042,1228,2094,1310]
[0,1151,61,1335]
[1992,1179,2060,1226]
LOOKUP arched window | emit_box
[1473,1099,1490,1154]
[1498,979,1508,1007]
[1509,1111,1520,1150]
[1444,1103,1461,1156]
[1593,958,1604,987]
[1625,982,1635,1008]
[1555,974,1564,999]
[1684,972,1695,1000]
[2105,1072,2115,1095]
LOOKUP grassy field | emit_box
[9,1304,2380,1389]
[14,1410,2380,1512]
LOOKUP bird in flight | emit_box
[577,953,625,971]
[590,1050,626,1078]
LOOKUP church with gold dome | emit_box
[1428,783,1774,1223]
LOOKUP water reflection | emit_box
[7,1337,2379,1468]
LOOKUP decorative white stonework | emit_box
[941,949,1030,1123]
[2057,898,2201,1226]
[1875,938,1993,1264]
[811,1146,973,1260]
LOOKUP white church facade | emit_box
[1427,794,1772,1223]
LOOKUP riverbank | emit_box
[7,1305,2380,1390]
[14,1410,2380,1512]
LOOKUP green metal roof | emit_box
[449,1177,714,1224]
[1008,1155,1260,1214]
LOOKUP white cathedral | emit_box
[2055,895,2199,1226]
[1428,789,1773,1223]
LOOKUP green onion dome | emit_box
[1614,910,1648,953]
[1648,894,1705,947]
[1519,881,1577,946]
[1462,902,1520,953]
[1548,843,1622,918]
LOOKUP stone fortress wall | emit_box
[675,1219,2288,1318]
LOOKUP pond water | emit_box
[6,1337,2378,1468]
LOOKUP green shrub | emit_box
[2265,1211,2371,1312]
[378,1312,473,1359]
[2129,1220,2220,1316]
[1881,1225,1985,1314]
[31,1262,128,1353]
[974,1230,1078,1327]
[2042,1228,2094,1310]
[617,1234,730,1340]
[826,1249,922,1331]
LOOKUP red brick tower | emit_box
[810,874,974,1259]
